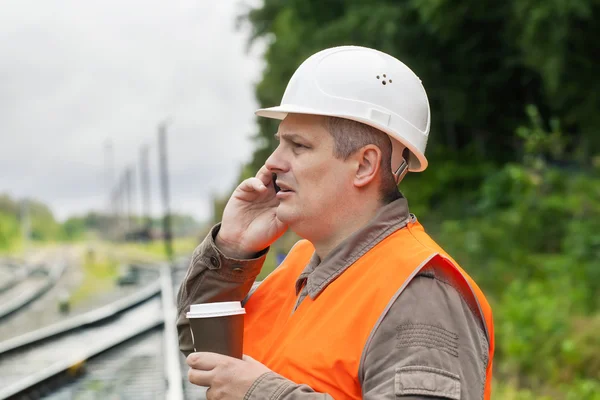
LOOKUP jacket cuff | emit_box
[244,372,294,400]
[191,223,269,282]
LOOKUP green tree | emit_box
[62,216,87,240]
[26,199,61,241]
[239,0,599,175]
[0,194,19,216]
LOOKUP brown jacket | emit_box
[177,197,489,399]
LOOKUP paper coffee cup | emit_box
[186,301,246,359]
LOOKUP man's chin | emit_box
[275,205,297,225]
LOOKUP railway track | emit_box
[0,261,207,400]
[0,248,161,344]
[0,258,65,322]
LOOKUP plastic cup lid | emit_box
[186,301,246,318]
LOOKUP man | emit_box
[177,46,494,399]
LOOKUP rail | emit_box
[0,264,189,400]
[0,261,66,321]
[0,280,161,355]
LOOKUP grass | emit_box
[65,236,199,308]
[0,244,21,256]
[492,380,553,400]
[0,238,27,256]
[0,239,63,257]
[69,250,119,307]
[492,378,600,400]
[113,236,200,263]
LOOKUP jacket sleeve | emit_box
[176,223,268,357]
[360,272,490,400]
[244,372,334,400]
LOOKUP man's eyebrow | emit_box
[274,132,306,142]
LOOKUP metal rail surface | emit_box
[0,261,66,321]
[0,281,161,355]
[0,296,163,399]
[39,264,208,399]
[0,265,188,400]
[0,262,207,400]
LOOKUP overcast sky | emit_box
[0,0,267,222]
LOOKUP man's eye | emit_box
[292,142,306,149]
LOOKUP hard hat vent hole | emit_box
[377,74,391,85]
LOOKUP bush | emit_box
[428,106,600,396]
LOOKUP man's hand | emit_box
[217,165,288,258]
[187,352,272,399]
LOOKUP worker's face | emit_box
[265,114,354,236]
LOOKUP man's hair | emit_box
[322,116,402,203]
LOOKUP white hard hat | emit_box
[255,45,431,177]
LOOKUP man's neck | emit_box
[312,200,383,260]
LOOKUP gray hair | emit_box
[322,116,401,203]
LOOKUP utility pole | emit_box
[104,139,114,215]
[116,168,127,239]
[158,120,174,263]
[110,187,118,241]
[115,174,124,240]
[125,167,134,237]
[139,145,152,238]
[104,140,115,237]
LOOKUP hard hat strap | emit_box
[394,158,409,184]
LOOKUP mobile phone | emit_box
[272,173,281,193]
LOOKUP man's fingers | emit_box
[188,367,214,387]
[186,352,227,370]
[238,177,266,193]
[241,354,266,368]
[255,165,273,187]
[186,352,239,388]
[242,354,257,363]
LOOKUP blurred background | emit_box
[1,0,599,399]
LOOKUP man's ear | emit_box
[353,145,382,188]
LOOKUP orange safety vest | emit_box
[244,220,494,399]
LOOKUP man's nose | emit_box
[265,145,288,173]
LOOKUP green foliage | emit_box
[0,194,62,242]
[26,199,61,240]
[117,236,201,262]
[240,0,600,174]
[562,380,600,400]
[496,279,571,381]
[62,216,88,240]
[69,251,119,306]
[492,379,553,400]
[493,378,600,400]
[0,194,20,216]
[510,0,600,151]
[169,213,203,236]
[0,193,204,250]
[0,212,20,251]
[428,110,600,395]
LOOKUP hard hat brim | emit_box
[255,105,428,172]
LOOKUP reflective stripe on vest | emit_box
[244,220,494,399]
